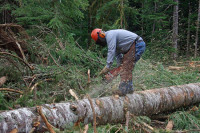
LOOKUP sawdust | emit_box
[89,77,120,98]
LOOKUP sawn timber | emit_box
[0,83,200,133]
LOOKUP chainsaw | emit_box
[104,66,121,83]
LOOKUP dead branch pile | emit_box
[0,23,29,58]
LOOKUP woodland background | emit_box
[1,0,200,132]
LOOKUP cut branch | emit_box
[125,111,130,132]
[0,76,7,87]
[83,124,89,133]
[0,88,23,94]
[166,120,173,131]
[37,106,56,133]
[15,41,27,63]
[87,95,97,133]
[1,83,200,133]
[69,89,79,100]
[9,128,18,133]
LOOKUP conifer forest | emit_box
[1,0,200,132]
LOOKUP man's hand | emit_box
[99,66,110,76]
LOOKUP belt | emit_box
[136,40,143,43]
[135,36,140,42]
[135,36,143,43]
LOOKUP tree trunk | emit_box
[141,1,144,35]
[88,0,97,49]
[194,0,200,58]
[120,0,124,29]
[151,2,157,43]
[152,2,157,35]
[172,0,179,59]
[87,2,92,48]
[186,1,191,56]
[1,83,200,133]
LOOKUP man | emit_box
[91,29,146,96]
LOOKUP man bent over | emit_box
[91,29,146,96]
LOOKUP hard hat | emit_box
[91,28,102,41]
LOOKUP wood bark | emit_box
[172,0,179,59]
[195,0,200,58]
[151,1,157,40]
[186,1,191,56]
[1,83,200,133]
[120,0,124,29]
[87,0,97,48]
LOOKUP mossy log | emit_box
[0,83,200,133]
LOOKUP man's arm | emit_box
[106,34,117,68]
[99,32,117,76]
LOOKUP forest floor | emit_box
[1,49,200,132]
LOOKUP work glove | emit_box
[99,66,110,76]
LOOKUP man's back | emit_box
[105,29,140,54]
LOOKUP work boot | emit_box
[118,80,134,95]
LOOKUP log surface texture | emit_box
[0,83,200,133]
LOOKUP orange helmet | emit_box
[91,28,102,41]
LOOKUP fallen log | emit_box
[0,83,200,133]
[168,66,185,70]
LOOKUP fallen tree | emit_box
[0,83,200,133]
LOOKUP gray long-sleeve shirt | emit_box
[105,29,142,68]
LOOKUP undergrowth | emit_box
[1,40,200,132]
